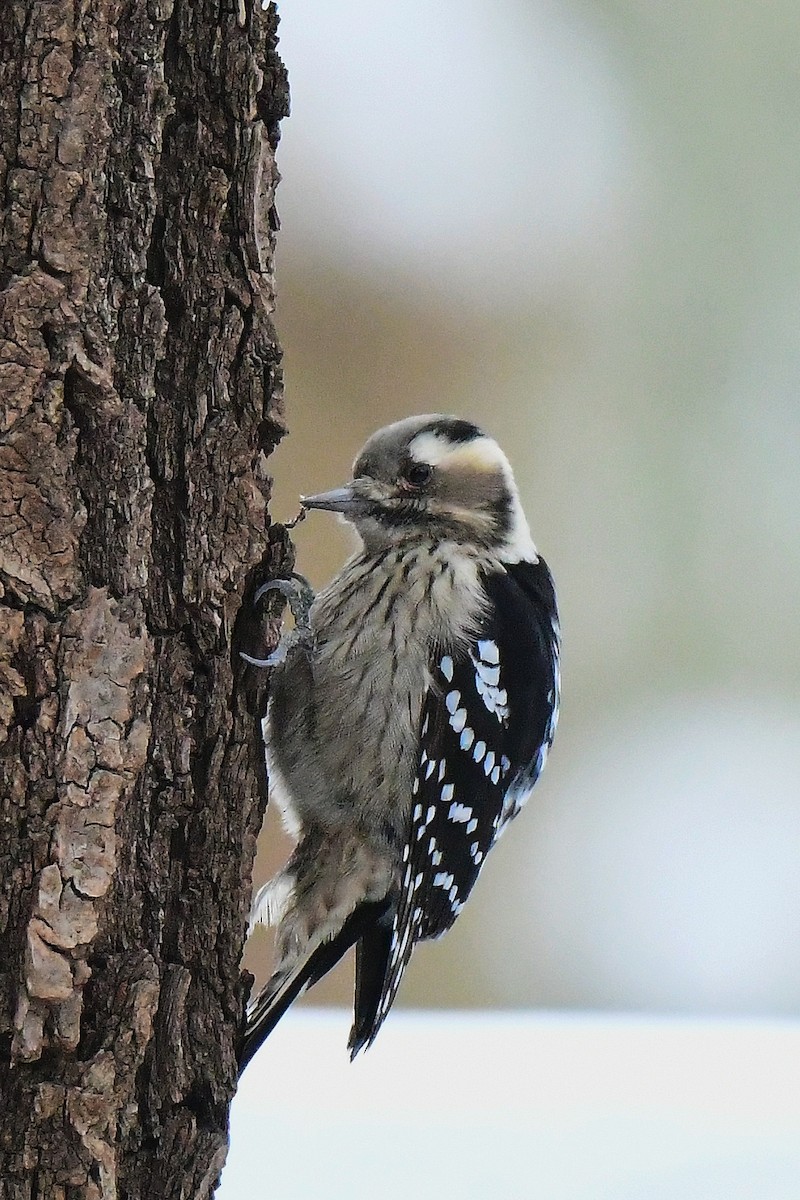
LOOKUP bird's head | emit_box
[301,415,537,561]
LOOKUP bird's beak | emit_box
[300,485,363,515]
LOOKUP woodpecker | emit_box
[240,414,560,1069]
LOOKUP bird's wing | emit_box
[349,557,560,1054]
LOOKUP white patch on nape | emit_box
[249,872,293,932]
[487,447,539,564]
[500,486,538,564]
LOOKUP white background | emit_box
[220,1011,800,1200]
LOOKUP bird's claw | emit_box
[240,573,315,669]
[253,573,314,627]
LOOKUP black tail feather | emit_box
[348,911,394,1059]
[238,898,391,1074]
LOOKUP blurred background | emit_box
[244,0,800,1018]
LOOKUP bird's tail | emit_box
[238,898,391,1074]
[347,915,395,1058]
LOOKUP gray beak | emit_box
[300,485,363,515]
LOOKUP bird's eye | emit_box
[402,462,433,488]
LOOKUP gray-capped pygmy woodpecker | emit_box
[240,414,560,1069]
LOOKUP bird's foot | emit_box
[240,573,315,668]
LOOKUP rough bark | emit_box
[0,1,290,1196]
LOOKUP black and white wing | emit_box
[349,556,560,1055]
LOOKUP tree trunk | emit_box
[0,2,289,1196]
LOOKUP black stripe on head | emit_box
[365,500,426,529]
[425,418,483,445]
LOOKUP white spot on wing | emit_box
[470,649,508,723]
[476,662,500,687]
[450,708,467,733]
[477,639,499,665]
